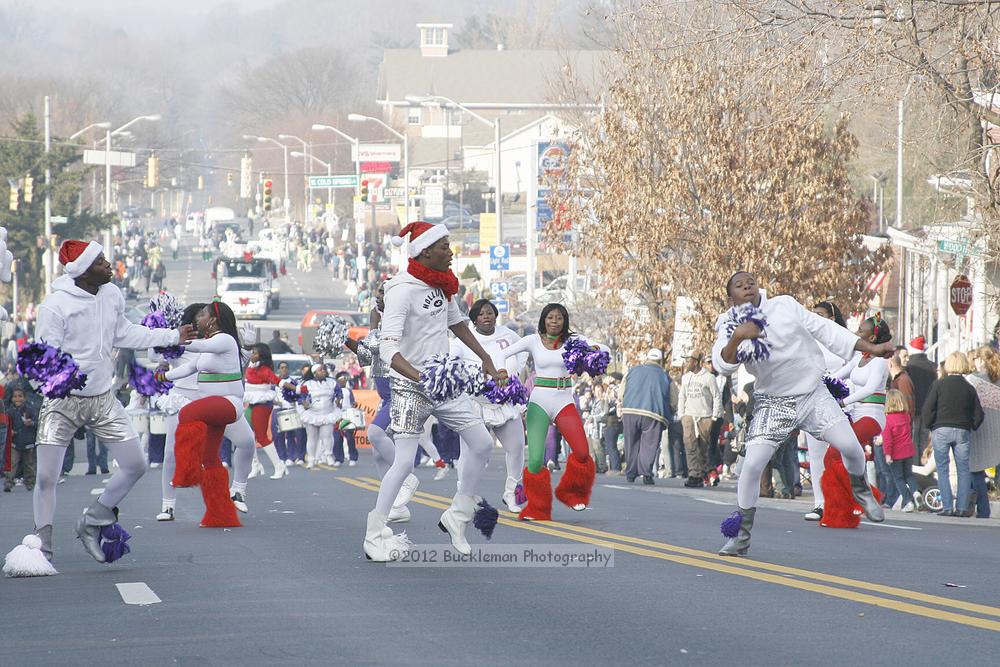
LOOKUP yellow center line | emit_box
[346,476,1000,630]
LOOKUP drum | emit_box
[149,412,168,435]
[129,413,149,434]
[342,408,366,430]
[276,408,303,433]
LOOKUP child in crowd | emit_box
[5,388,39,492]
[880,389,922,512]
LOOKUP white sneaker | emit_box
[434,466,450,481]
[156,507,175,521]
[902,502,916,513]
[332,460,342,468]
[294,459,305,466]
[423,458,437,468]
[348,460,357,467]
[149,462,161,469]
[230,490,248,513]
[284,459,294,467]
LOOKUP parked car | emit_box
[440,214,479,231]
[532,274,592,305]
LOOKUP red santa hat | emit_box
[58,240,103,279]
[391,221,449,258]
[907,336,926,354]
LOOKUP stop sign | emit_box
[950,274,973,316]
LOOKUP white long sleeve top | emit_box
[678,369,722,419]
[450,323,527,376]
[711,293,858,397]
[835,353,889,406]
[36,275,179,396]
[379,271,467,379]
[502,334,570,378]
[165,333,243,401]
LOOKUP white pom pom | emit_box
[391,235,405,247]
[3,535,58,577]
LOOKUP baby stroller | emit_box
[913,469,943,512]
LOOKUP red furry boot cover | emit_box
[172,422,206,488]
[199,467,242,528]
[518,466,553,521]
[819,448,883,528]
[554,454,596,509]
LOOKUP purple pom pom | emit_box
[720,511,742,538]
[561,336,591,375]
[482,374,529,405]
[419,354,477,402]
[99,523,131,563]
[141,311,169,329]
[582,348,610,377]
[129,362,173,397]
[473,499,499,540]
[723,303,770,363]
[281,380,302,404]
[514,483,527,506]
[823,375,850,400]
[143,307,185,360]
[16,341,88,398]
[148,292,183,328]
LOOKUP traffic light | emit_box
[360,179,369,203]
[23,174,33,204]
[197,175,205,190]
[147,154,160,188]
[263,179,273,211]
[226,172,234,186]
[7,185,17,211]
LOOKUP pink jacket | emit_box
[881,411,916,460]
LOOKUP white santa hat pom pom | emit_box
[390,235,405,247]
[3,534,58,577]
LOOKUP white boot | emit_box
[502,476,524,513]
[393,474,419,506]
[438,494,476,556]
[261,444,288,479]
[248,454,265,479]
[363,510,410,562]
[387,505,411,523]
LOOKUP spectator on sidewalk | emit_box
[620,348,672,485]
[906,336,936,450]
[84,427,110,475]
[889,352,916,416]
[679,353,722,488]
[152,261,166,291]
[5,388,38,492]
[922,352,984,517]
[267,329,292,355]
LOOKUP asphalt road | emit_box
[5,233,1000,665]
[4,448,1000,665]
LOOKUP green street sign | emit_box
[937,239,981,256]
[308,175,358,189]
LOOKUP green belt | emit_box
[198,372,243,383]
[861,393,886,405]
[535,377,573,389]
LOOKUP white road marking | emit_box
[691,497,733,506]
[90,488,104,495]
[860,521,922,531]
[116,582,161,606]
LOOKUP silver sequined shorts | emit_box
[746,383,847,449]
[388,377,483,438]
[37,391,137,447]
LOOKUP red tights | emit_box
[179,396,238,469]
[250,404,273,446]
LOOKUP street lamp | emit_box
[404,94,501,238]
[244,135,290,223]
[58,121,111,293]
[69,121,111,141]
[896,76,927,229]
[108,115,160,213]
[279,134,310,223]
[292,150,333,210]
[347,113,410,226]
[311,123,361,202]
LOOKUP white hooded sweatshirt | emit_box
[379,270,467,380]
[711,292,858,397]
[35,275,179,397]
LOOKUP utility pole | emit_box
[44,96,52,294]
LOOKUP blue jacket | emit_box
[620,363,672,424]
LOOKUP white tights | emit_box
[804,433,827,508]
[226,418,255,493]
[370,421,441,479]
[305,423,333,463]
[737,419,865,510]
[375,422,494,515]
[457,418,525,484]
[33,438,146,528]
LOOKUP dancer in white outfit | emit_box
[9,240,192,566]
[802,301,850,522]
[713,272,892,556]
[451,299,529,512]
[298,365,340,468]
[363,221,503,561]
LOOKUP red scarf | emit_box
[407,258,459,300]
